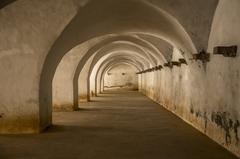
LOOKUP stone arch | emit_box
[73,34,171,106]
[40,0,199,130]
[93,57,144,96]
[88,53,150,97]
[1,0,216,132]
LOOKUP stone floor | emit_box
[0,90,238,159]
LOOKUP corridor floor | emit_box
[0,90,238,159]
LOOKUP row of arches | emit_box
[40,0,198,129]
[0,0,218,133]
[0,0,240,157]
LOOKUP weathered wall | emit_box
[52,46,86,111]
[206,0,240,155]
[52,37,103,111]
[0,0,79,133]
[104,64,138,90]
[78,56,94,103]
[139,1,240,156]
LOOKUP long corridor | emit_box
[0,90,237,159]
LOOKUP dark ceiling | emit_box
[0,0,16,9]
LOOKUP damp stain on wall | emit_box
[190,108,208,133]
[189,107,240,146]
[211,112,239,145]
